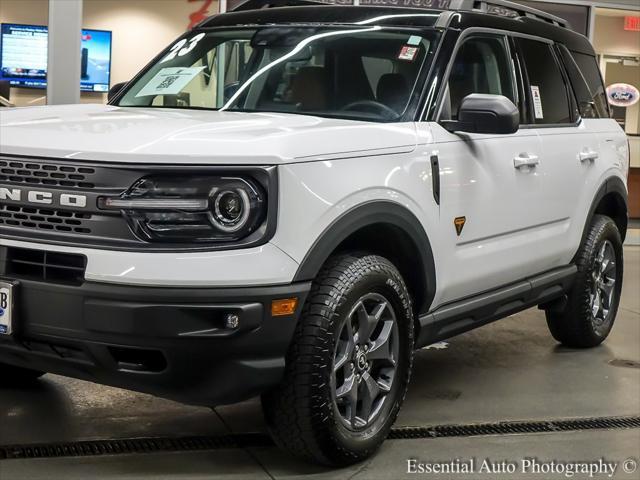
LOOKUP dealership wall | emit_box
[0,0,219,106]
[594,16,640,57]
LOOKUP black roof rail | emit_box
[230,0,571,30]
[231,0,329,11]
[448,0,570,29]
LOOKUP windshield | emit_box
[117,27,439,122]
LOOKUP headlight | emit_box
[211,188,251,232]
[98,175,267,244]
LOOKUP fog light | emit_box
[271,298,298,317]
[225,313,240,330]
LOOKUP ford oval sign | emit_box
[606,83,640,108]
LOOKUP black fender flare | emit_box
[575,176,628,258]
[293,201,437,314]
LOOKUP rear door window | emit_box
[516,38,573,125]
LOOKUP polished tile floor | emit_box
[1,247,639,479]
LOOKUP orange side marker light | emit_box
[272,298,298,317]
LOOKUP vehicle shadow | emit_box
[0,377,74,445]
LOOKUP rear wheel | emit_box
[262,254,414,466]
[546,215,623,348]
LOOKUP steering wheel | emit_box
[341,100,398,119]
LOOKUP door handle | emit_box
[513,153,540,169]
[579,150,599,163]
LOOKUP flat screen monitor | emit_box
[0,23,112,92]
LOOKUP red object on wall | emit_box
[624,16,640,32]
[188,0,215,29]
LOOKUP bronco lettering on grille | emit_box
[0,188,87,208]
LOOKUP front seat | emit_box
[290,67,328,111]
[377,73,409,114]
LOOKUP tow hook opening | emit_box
[108,346,167,373]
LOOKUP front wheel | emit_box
[546,214,624,348]
[262,254,414,466]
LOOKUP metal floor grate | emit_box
[387,416,640,439]
[1,415,638,461]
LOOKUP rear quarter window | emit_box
[569,51,610,119]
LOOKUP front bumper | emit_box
[0,277,310,406]
[0,237,300,287]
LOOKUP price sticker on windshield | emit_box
[398,46,419,62]
[136,66,205,97]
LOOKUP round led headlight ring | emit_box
[211,188,251,233]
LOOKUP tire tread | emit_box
[262,253,414,466]
[546,214,623,348]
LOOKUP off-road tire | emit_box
[261,254,414,466]
[546,214,623,348]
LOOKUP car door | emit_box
[419,32,554,306]
[513,36,599,266]
[556,46,627,251]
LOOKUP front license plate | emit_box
[0,282,14,336]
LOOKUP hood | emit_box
[0,104,417,165]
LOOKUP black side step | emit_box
[416,265,577,348]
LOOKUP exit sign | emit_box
[624,16,640,31]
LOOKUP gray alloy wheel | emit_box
[545,214,623,348]
[262,253,414,466]
[331,293,400,431]
[590,240,617,336]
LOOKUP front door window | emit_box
[443,35,516,120]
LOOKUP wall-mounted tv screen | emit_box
[0,23,112,92]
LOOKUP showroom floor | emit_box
[1,246,639,480]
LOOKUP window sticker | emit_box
[398,46,419,62]
[531,85,544,119]
[135,66,205,97]
[407,35,422,46]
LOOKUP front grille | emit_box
[0,159,96,189]
[1,247,86,284]
[0,155,139,248]
[0,204,92,235]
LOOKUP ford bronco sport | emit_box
[0,0,629,466]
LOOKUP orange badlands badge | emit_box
[454,217,466,236]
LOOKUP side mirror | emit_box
[441,94,519,135]
[107,82,127,102]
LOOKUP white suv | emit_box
[0,0,629,466]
